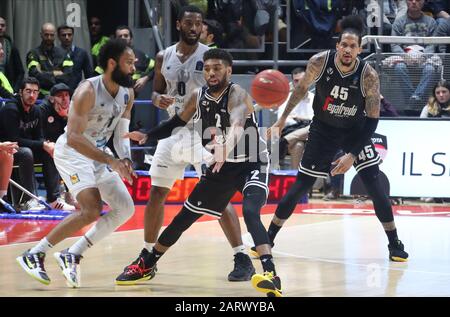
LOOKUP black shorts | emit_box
[184,161,270,218]
[299,120,381,179]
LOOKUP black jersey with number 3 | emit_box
[195,83,268,163]
[312,50,370,129]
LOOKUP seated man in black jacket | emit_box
[40,83,78,209]
[0,77,74,211]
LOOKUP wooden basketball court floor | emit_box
[1,201,450,297]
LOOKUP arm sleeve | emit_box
[113,118,131,160]
[349,117,379,157]
[142,113,187,141]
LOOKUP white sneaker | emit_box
[22,199,46,211]
[16,250,51,285]
[54,249,82,288]
[50,198,76,211]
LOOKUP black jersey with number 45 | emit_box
[312,50,370,129]
[194,83,268,163]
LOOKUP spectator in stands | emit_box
[423,0,450,27]
[40,83,71,143]
[434,16,450,53]
[113,25,155,94]
[57,24,93,91]
[420,79,450,117]
[277,68,314,169]
[0,77,74,211]
[26,23,74,98]
[290,0,344,49]
[391,0,438,112]
[40,83,79,209]
[0,42,14,99]
[206,0,271,49]
[200,19,224,48]
[0,141,17,212]
[380,94,400,117]
[89,16,109,71]
[0,16,24,92]
[366,0,407,41]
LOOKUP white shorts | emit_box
[150,128,213,189]
[54,138,120,198]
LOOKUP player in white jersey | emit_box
[115,5,255,285]
[16,39,137,287]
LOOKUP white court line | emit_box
[241,217,450,277]
[272,249,450,277]
[0,212,349,249]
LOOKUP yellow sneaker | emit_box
[251,271,282,297]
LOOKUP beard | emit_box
[112,64,134,87]
[180,31,200,46]
[207,77,227,93]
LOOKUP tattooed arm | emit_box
[331,65,381,176]
[268,51,327,138]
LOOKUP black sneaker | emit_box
[115,248,157,285]
[228,253,256,281]
[16,250,50,285]
[54,249,83,288]
[388,239,409,262]
[251,271,282,297]
[249,242,275,259]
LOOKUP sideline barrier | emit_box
[344,118,450,198]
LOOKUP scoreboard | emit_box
[124,171,307,204]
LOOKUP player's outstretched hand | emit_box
[331,153,356,176]
[123,131,148,145]
[267,119,285,139]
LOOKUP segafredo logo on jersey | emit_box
[322,96,358,117]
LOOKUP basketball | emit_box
[251,69,290,108]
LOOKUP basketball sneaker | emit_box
[115,248,157,285]
[50,198,76,211]
[228,252,256,281]
[388,239,409,262]
[251,271,282,297]
[16,250,50,285]
[54,249,83,288]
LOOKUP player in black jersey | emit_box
[124,48,282,297]
[266,15,408,262]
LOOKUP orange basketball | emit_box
[251,69,290,108]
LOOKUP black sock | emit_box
[267,222,281,244]
[145,247,165,267]
[260,254,276,275]
[385,229,398,245]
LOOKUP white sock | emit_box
[0,190,7,198]
[144,242,155,252]
[233,245,246,255]
[30,237,53,254]
[68,235,93,256]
